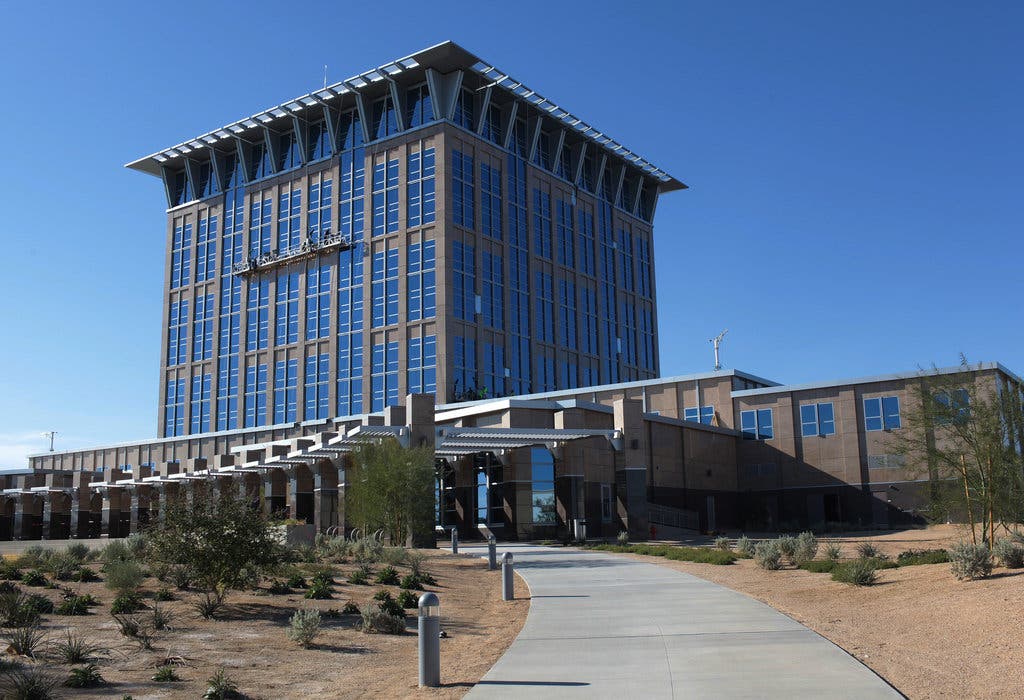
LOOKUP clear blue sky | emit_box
[1,1,1021,467]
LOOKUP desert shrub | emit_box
[124,533,148,559]
[0,666,59,699]
[55,596,91,616]
[4,624,46,657]
[735,536,756,557]
[46,553,79,582]
[193,592,223,619]
[855,542,882,559]
[292,545,318,564]
[798,560,837,573]
[374,590,404,616]
[949,542,993,581]
[714,536,732,551]
[151,603,173,630]
[360,605,405,634]
[347,566,370,585]
[154,586,175,601]
[266,580,291,595]
[287,608,322,647]
[0,581,16,595]
[50,630,107,664]
[382,547,408,566]
[73,567,99,583]
[21,593,54,616]
[100,541,133,567]
[309,567,335,586]
[16,546,48,569]
[304,579,332,600]
[824,542,843,562]
[414,571,438,586]
[400,574,423,591]
[112,613,142,638]
[375,566,400,585]
[64,543,91,563]
[152,666,182,682]
[0,561,22,581]
[993,538,1024,569]
[397,590,418,609]
[831,559,878,586]
[754,541,783,570]
[104,560,146,594]
[21,570,47,587]
[616,531,629,546]
[794,531,819,563]
[341,601,360,615]
[65,663,104,688]
[166,565,192,590]
[406,550,426,576]
[589,543,736,565]
[111,592,143,614]
[775,536,797,562]
[0,592,40,628]
[204,667,240,700]
[349,536,385,564]
[286,574,307,589]
[896,549,950,567]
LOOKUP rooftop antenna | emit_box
[709,330,728,371]
[41,431,57,452]
[323,64,328,89]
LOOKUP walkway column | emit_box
[101,489,115,538]
[312,462,338,533]
[286,467,299,521]
[69,492,81,539]
[13,495,26,541]
[336,463,347,533]
[129,489,142,535]
[41,494,54,540]
[261,471,275,517]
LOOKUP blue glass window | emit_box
[277,130,301,171]
[558,279,576,350]
[580,153,596,192]
[307,176,333,242]
[372,94,398,140]
[482,103,502,145]
[801,402,836,437]
[452,150,475,229]
[304,353,330,420]
[534,272,554,343]
[639,307,655,372]
[273,358,298,424]
[480,162,502,239]
[406,84,433,128]
[170,221,192,289]
[618,177,636,212]
[167,299,189,366]
[248,194,273,257]
[339,148,366,239]
[190,373,212,434]
[481,252,503,329]
[221,186,245,275]
[684,406,715,425]
[482,342,504,398]
[198,162,216,198]
[306,265,331,339]
[338,108,364,150]
[192,293,215,361]
[275,272,300,344]
[530,448,556,524]
[865,396,901,431]
[740,408,774,440]
[172,169,193,206]
[619,301,637,368]
[246,278,269,351]
[244,363,268,428]
[556,143,573,181]
[195,213,218,283]
[454,88,475,130]
[579,286,599,355]
[636,236,652,298]
[407,239,436,321]
[336,331,363,416]
[372,157,400,237]
[371,244,399,327]
[407,335,437,395]
[533,189,552,259]
[577,209,596,276]
[307,120,331,162]
[216,356,239,431]
[934,389,970,424]
[218,276,241,355]
[560,358,579,390]
[277,188,302,250]
[533,131,551,170]
[618,228,634,291]
[164,377,186,437]
[407,148,436,227]
[251,141,273,181]
[452,241,475,321]
[452,336,477,401]
[371,341,399,411]
[556,200,574,267]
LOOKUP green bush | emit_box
[50,630,107,664]
[382,547,409,566]
[73,567,99,583]
[111,591,143,614]
[794,531,819,563]
[896,549,950,567]
[101,540,132,567]
[0,666,59,699]
[55,596,92,616]
[65,663,104,688]
[754,541,783,570]
[286,574,306,589]
[588,543,736,565]
[993,538,1024,569]
[374,590,405,617]
[375,566,400,585]
[267,580,291,595]
[0,561,22,581]
[287,608,322,647]
[154,586,175,601]
[46,553,79,582]
[397,590,418,609]
[341,601,360,615]
[360,605,405,634]
[152,666,181,682]
[64,543,91,563]
[104,560,146,594]
[775,536,797,562]
[16,546,49,569]
[151,603,173,630]
[616,531,629,546]
[3,624,46,657]
[204,667,240,700]
[798,560,837,573]
[714,536,732,551]
[831,559,878,586]
[0,591,41,628]
[309,567,335,586]
[21,593,54,616]
[855,542,882,559]
[304,579,332,600]
[400,574,423,590]
[824,542,843,562]
[736,536,756,557]
[949,542,993,581]
[21,570,47,587]
[347,566,371,585]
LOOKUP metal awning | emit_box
[434,427,620,459]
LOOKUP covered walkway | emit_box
[461,544,900,699]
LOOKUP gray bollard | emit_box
[418,593,440,687]
[451,528,459,555]
[502,551,514,600]
[487,535,497,570]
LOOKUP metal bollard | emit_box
[502,551,514,600]
[450,528,459,555]
[487,535,497,570]
[418,593,440,687]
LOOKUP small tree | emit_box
[346,438,435,546]
[146,490,280,617]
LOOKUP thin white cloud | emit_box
[0,433,44,470]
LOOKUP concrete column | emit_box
[312,463,338,533]
[69,492,81,539]
[129,490,142,535]
[41,494,53,540]
[13,496,26,541]
[337,464,347,534]
[261,471,275,517]
[286,468,299,521]
[101,490,115,538]
[149,487,162,525]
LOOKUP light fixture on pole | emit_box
[41,431,57,452]
[709,330,728,371]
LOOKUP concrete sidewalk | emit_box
[461,544,900,699]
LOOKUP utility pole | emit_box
[709,330,728,371]
[41,431,57,452]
